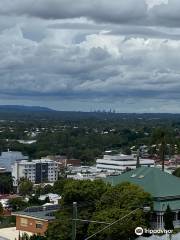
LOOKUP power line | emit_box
[84,208,140,240]
[72,219,111,225]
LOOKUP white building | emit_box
[39,193,61,205]
[0,151,28,171]
[12,159,58,186]
[96,154,154,173]
[0,198,9,208]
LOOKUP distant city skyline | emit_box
[1,0,180,113]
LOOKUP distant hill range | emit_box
[0,105,180,121]
[0,105,54,112]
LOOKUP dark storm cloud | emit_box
[1,0,180,29]
[0,0,147,24]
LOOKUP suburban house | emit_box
[12,205,60,235]
[38,193,61,205]
[105,166,180,229]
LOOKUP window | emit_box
[20,218,28,227]
[36,222,43,229]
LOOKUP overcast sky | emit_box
[1,0,180,112]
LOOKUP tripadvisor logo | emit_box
[135,227,143,236]
[135,227,173,236]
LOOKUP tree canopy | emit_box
[46,180,152,240]
[172,168,180,178]
[0,174,13,194]
[19,179,33,196]
[8,197,28,211]
[87,182,152,240]
[164,205,174,230]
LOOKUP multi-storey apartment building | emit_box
[12,159,58,186]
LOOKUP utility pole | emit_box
[136,149,140,168]
[161,134,165,172]
[72,202,77,240]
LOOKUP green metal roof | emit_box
[154,200,180,212]
[105,167,180,199]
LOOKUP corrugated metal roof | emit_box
[12,205,60,221]
[105,166,180,199]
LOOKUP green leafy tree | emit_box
[28,195,50,206]
[42,185,54,195]
[33,184,53,196]
[0,174,13,194]
[30,236,46,240]
[53,178,73,195]
[62,179,108,204]
[87,182,152,240]
[28,195,42,206]
[151,128,173,171]
[164,205,174,230]
[8,198,28,211]
[172,168,180,178]
[46,179,108,240]
[0,202,3,215]
[21,233,30,240]
[34,185,44,196]
[46,181,152,240]
[19,179,33,196]
[20,233,46,240]
[46,211,72,240]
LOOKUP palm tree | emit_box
[159,131,166,172]
[151,128,169,172]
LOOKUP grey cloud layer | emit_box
[0,0,147,23]
[1,25,180,101]
[1,0,180,112]
[1,0,180,28]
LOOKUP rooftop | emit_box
[12,204,60,221]
[15,159,56,165]
[105,166,180,199]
